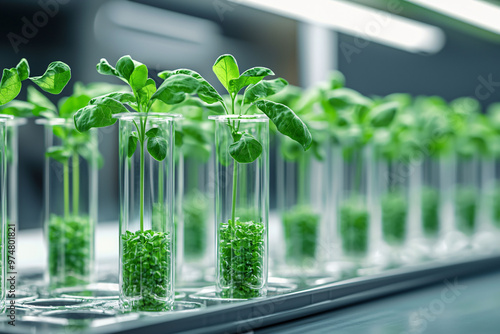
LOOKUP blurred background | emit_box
[2,0,500,229]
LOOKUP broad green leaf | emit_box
[128,132,139,158]
[146,127,163,138]
[16,58,30,81]
[0,68,22,105]
[369,102,398,128]
[27,86,57,111]
[136,78,156,109]
[244,78,288,105]
[159,69,222,104]
[151,74,200,105]
[0,100,36,117]
[146,127,168,161]
[74,97,127,132]
[229,67,274,94]
[327,88,371,110]
[29,61,71,94]
[212,54,239,92]
[59,95,91,118]
[116,56,135,81]
[52,125,67,139]
[90,91,135,105]
[96,58,119,77]
[254,100,312,150]
[229,132,262,163]
[46,146,71,163]
[130,64,148,92]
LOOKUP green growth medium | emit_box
[218,220,265,299]
[455,187,477,235]
[283,205,319,265]
[381,192,407,246]
[340,203,369,257]
[421,187,439,237]
[48,215,92,287]
[121,230,172,311]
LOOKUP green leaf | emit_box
[159,69,222,104]
[0,100,36,117]
[0,68,22,105]
[116,55,136,81]
[369,102,398,128]
[74,97,127,132]
[29,61,71,94]
[229,67,274,94]
[128,132,139,158]
[27,86,57,111]
[244,78,288,105]
[327,88,371,111]
[146,128,168,161]
[229,132,262,163]
[59,95,91,118]
[15,58,30,81]
[130,64,148,92]
[136,78,156,109]
[90,91,135,105]
[46,146,71,163]
[254,100,312,150]
[96,58,119,77]
[151,74,200,105]
[212,54,239,92]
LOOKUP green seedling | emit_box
[155,54,312,297]
[73,55,202,310]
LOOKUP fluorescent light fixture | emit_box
[406,0,500,35]
[231,0,445,54]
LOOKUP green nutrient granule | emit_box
[421,187,439,238]
[219,220,265,299]
[283,205,319,265]
[339,204,368,257]
[455,187,477,235]
[183,195,207,260]
[491,187,500,229]
[381,193,407,246]
[48,215,92,288]
[121,230,172,311]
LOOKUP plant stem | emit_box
[231,160,238,223]
[63,161,69,219]
[139,133,145,232]
[72,152,79,216]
